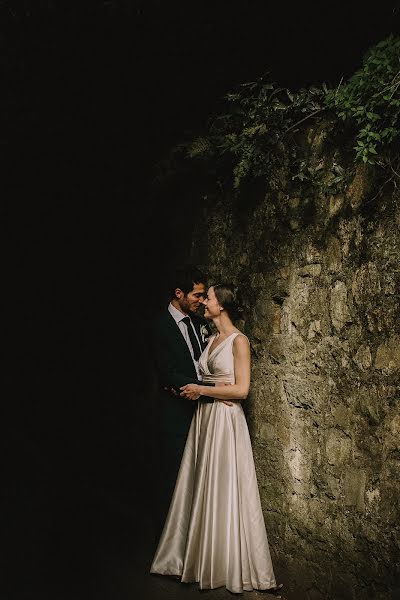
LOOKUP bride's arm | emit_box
[180,335,250,401]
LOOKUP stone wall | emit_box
[190,141,400,599]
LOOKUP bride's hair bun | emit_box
[213,283,244,322]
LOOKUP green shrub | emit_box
[184,35,400,190]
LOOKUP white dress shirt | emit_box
[168,302,202,379]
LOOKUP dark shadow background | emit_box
[4,2,399,598]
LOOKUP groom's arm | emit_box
[151,323,214,394]
[154,342,215,389]
[151,328,200,390]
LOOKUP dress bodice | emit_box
[199,332,243,385]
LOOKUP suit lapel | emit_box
[191,315,211,351]
[192,318,205,351]
[161,310,209,361]
[164,310,197,366]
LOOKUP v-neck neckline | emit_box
[207,332,237,359]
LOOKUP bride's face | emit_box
[203,286,222,320]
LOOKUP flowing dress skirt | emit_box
[150,399,277,593]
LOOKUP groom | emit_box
[151,265,211,539]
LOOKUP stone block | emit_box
[279,266,291,280]
[268,336,286,363]
[338,216,363,258]
[366,303,398,333]
[271,304,282,334]
[330,280,352,331]
[307,320,321,339]
[297,263,322,277]
[346,162,369,209]
[388,413,400,438]
[259,422,275,442]
[344,468,367,510]
[353,345,372,371]
[365,486,380,509]
[358,390,384,425]
[326,235,342,272]
[305,244,322,264]
[287,447,311,484]
[375,336,400,371]
[325,428,352,466]
[332,404,352,429]
[313,469,341,500]
[352,262,381,306]
[325,474,341,499]
[272,277,291,303]
[282,374,325,411]
[254,298,277,324]
[282,332,307,363]
[382,273,397,295]
[329,193,344,217]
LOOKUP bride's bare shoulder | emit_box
[232,332,250,348]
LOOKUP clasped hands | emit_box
[180,382,234,407]
[163,383,233,406]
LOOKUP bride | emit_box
[150,283,282,595]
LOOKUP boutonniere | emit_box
[200,324,209,344]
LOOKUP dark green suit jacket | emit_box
[152,309,212,435]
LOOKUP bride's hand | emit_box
[180,384,201,401]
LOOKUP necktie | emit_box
[181,316,201,360]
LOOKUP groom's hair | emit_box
[169,265,207,298]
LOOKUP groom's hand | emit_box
[163,386,179,396]
[179,384,201,401]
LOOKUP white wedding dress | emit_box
[150,332,277,593]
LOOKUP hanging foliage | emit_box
[182,35,400,192]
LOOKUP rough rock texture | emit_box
[190,150,400,599]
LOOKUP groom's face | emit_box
[176,282,206,314]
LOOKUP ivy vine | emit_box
[182,35,400,191]
[326,36,400,164]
